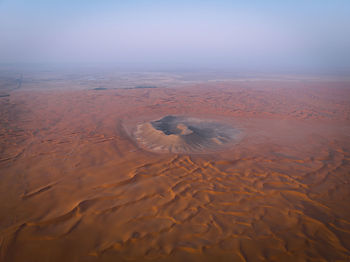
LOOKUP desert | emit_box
[0,71,350,261]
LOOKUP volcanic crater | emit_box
[134,115,241,153]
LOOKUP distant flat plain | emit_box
[1,66,350,261]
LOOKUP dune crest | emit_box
[134,115,241,153]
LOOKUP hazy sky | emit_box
[0,0,349,72]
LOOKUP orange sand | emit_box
[1,81,350,261]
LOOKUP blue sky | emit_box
[0,0,349,72]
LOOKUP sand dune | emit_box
[0,80,350,261]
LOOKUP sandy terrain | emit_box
[1,78,350,261]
